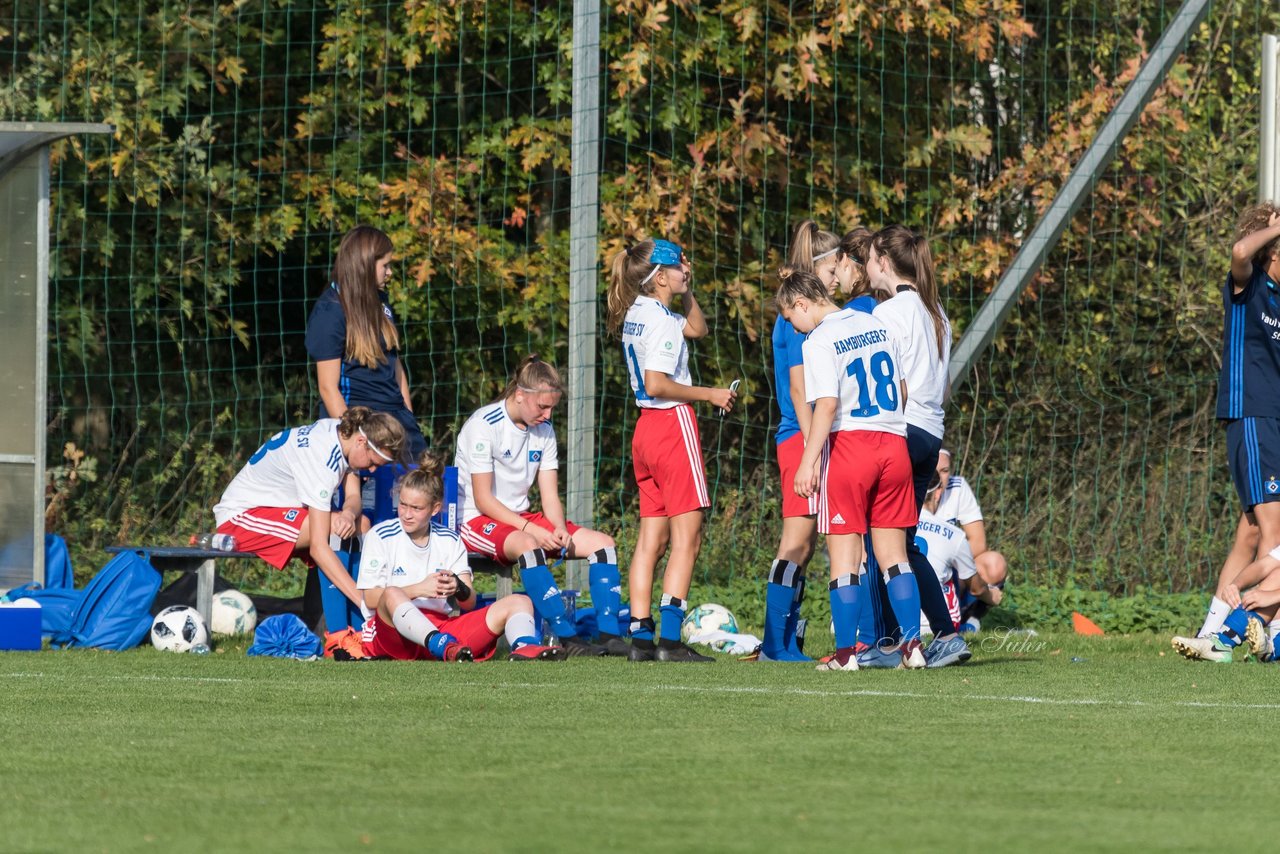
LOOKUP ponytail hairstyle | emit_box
[787,220,842,273]
[336,406,408,464]
[839,226,874,299]
[1236,203,1280,266]
[331,225,399,369]
[870,225,947,359]
[500,353,564,402]
[775,265,832,312]
[394,447,449,509]
[606,239,657,336]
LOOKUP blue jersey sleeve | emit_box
[781,321,806,371]
[305,294,347,362]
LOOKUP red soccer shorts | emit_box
[460,511,581,562]
[632,405,710,518]
[361,606,500,661]
[777,432,823,518]
[217,507,309,569]
[817,431,917,535]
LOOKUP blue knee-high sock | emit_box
[783,574,811,659]
[519,549,577,638]
[763,559,800,657]
[829,573,862,651]
[659,594,686,643]
[588,548,622,636]
[868,539,902,644]
[884,563,922,643]
[857,535,881,646]
[1215,607,1258,649]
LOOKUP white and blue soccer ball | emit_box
[150,605,209,653]
[210,589,257,637]
[682,603,739,650]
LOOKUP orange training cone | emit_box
[1072,611,1104,636]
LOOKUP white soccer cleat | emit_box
[815,654,859,672]
[1171,635,1233,663]
[898,639,927,670]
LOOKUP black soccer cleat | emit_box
[654,641,714,662]
[559,635,607,657]
[628,640,656,662]
[598,633,632,657]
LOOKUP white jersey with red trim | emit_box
[621,296,690,410]
[936,475,983,527]
[801,308,907,437]
[213,419,347,527]
[455,401,559,523]
[357,519,469,614]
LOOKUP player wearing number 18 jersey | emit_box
[777,267,926,671]
[607,238,738,662]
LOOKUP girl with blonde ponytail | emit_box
[758,220,848,662]
[356,449,569,662]
[454,355,621,656]
[609,238,737,662]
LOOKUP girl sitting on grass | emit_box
[359,450,565,662]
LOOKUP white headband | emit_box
[812,248,839,262]
[358,427,394,462]
[640,263,663,286]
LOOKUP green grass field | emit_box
[1,631,1270,853]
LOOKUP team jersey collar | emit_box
[813,306,850,330]
[500,398,529,433]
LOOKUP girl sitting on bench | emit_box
[455,354,624,656]
[212,407,406,608]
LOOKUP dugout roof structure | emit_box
[0,121,111,590]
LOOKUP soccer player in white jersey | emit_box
[776,267,926,671]
[605,238,738,662]
[455,354,618,657]
[867,224,970,667]
[358,451,565,662]
[213,407,405,608]
[916,473,1003,663]
[935,449,1009,630]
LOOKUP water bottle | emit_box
[190,532,237,551]
[190,643,211,656]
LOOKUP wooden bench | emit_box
[107,545,257,627]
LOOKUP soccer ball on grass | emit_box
[211,589,257,636]
[681,603,739,651]
[150,605,209,653]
